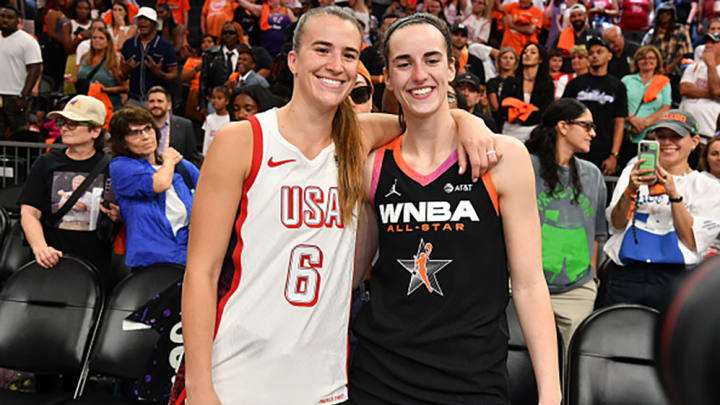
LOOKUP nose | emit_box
[411,63,429,83]
[325,51,343,73]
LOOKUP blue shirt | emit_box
[110,157,199,268]
[121,34,178,101]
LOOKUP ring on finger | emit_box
[486,150,497,156]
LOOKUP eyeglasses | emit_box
[56,118,93,130]
[567,120,597,132]
[350,86,372,104]
[448,92,457,104]
[126,125,154,138]
[222,30,237,35]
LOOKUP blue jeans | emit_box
[603,260,691,310]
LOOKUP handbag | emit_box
[75,56,107,96]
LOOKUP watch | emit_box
[609,152,619,158]
[669,195,683,203]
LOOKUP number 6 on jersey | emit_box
[285,244,323,306]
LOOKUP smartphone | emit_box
[638,140,660,181]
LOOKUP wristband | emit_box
[669,195,683,203]
[610,152,619,158]
[624,188,637,199]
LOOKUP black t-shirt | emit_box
[563,73,628,170]
[234,7,260,45]
[555,27,600,73]
[18,149,113,272]
[486,75,515,127]
[360,44,386,110]
[608,40,639,80]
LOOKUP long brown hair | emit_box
[293,6,364,225]
[82,26,117,70]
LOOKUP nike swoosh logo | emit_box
[268,157,296,167]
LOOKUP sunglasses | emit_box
[222,30,237,35]
[56,118,93,130]
[350,86,372,104]
[567,120,597,132]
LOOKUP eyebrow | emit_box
[310,40,359,55]
[391,50,444,63]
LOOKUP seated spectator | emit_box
[495,0,544,55]
[622,45,671,153]
[19,95,120,280]
[455,72,499,131]
[119,7,178,103]
[499,42,554,141]
[554,4,599,72]
[462,0,491,44]
[694,17,720,62]
[229,84,285,121]
[603,24,640,79]
[698,0,720,39]
[549,48,573,99]
[74,27,129,110]
[349,62,374,113]
[157,3,187,59]
[181,34,216,122]
[569,44,590,76]
[102,0,138,29]
[202,86,231,156]
[233,44,270,88]
[487,46,518,123]
[450,23,472,74]
[422,0,450,26]
[108,105,200,269]
[700,135,720,179]
[237,0,296,56]
[603,110,720,310]
[525,98,607,354]
[107,1,136,50]
[145,86,203,167]
[679,33,720,140]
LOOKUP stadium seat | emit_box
[0,220,34,286]
[0,256,103,404]
[566,304,670,405]
[67,264,184,404]
[506,300,563,405]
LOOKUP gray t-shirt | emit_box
[531,154,608,293]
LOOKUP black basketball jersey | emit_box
[350,137,510,405]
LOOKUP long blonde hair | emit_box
[82,27,117,70]
[292,7,365,225]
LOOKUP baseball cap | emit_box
[648,110,699,137]
[569,4,587,13]
[47,95,106,127]
[703,33,720,43]
[657,2,676,13]
[455,73,481,89]
[451,23,469,36]
[586,36,612,52]
[134,7,158,24]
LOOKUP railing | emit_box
[0,141,67,188]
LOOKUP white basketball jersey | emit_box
[211,109,356,405]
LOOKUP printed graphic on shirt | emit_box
[396,238,452,296]
[537,188,594,283]
[576,89,616,104]
[51,171,105,231]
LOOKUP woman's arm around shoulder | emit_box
[110,157,158,199]
[181,121,253,405]
[490,135,562,405]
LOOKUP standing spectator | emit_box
[499,42,554,140]
[563,37,628,174]
[679,33,720,140]
[545,0,563,50]
[199,22,244,113]
[525,98,607,354]
[344,0,374,44]
[157,3,187,59]
[181,34,215,122]
[157,0,190,26]
[616,0,653,43]
[75,18,110,67]
[360,13,401,110]
[201,0,238,37]
[19,95,120,279]
[642,3,692,103]
[42,0,71,87]
[119,7,178,104]
[588,0,619,29]
[603,111,720,310]
[462,0,491,44]
[554,4,599,72]
[234,0,261,45]
[622,45,671,147]
[146,86,203,167]
[693,17,720,60]
[444,0,472,25]
[202,86,230,156]
[699,0,720,37]
[0,5,42,138]
[603,24,639,79]
[108,105,199,269]
[549,48,573,99]
[102,0,139,27]
[75,27,128,109]
[450,23,472,74]
[487,46,517,123]
[108,0,136,50]
[233,44,270,88]
[237,0,296,56]
[496,0,544,55]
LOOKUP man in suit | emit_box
[146,86,203,167]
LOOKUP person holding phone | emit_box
[602,110,720,310]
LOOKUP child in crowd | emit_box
[548,48,572,99]
[202,86,230,156]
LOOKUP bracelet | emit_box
[609,152,619,159]
[624,188,637,199]
[669,195,683,203]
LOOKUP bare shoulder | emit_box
[202,121,255,183]
[489,135,533,192]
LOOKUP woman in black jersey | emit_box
[350,13,561,405]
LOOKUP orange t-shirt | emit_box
[501,3,543,55]
[158,0,191,25]
[103,1,139,26]
[202,0,238,37]
[182,56,202,91]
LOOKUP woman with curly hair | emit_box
[525,98,607,353]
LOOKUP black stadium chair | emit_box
[0,256,103,404]
[0,219,34,286]
[67,264,184,404]
[505,300,563,405]
[566,304,670,405]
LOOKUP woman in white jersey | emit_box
[175,7,499,405]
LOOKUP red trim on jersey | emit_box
[389,136,459,187]
[370,145,388,206]
[481,172,500,216]
[172,390,186,405]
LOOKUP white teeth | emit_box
[411,87,432,96]
[319,77,341,86]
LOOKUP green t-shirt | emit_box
[622,73,672,142]
[531,154,608,293]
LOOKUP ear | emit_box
[287,50,298,76]
[691,134,701,149]
[383,67,392,91]
[556,120,568,136]
[448,56,456,83]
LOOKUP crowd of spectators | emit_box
[2,0,720,397]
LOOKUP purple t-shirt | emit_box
[261,11,291,56]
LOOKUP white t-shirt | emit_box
[468,42,497,80]
[152,165,189,236]
[76,39,91,66]
[0,29,43,96]
[462,14,491,44]
[679,61,720,138]
[202,113,230,156]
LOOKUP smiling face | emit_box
[288,14,362,112]
[385,23,455,120]
[637,49,659,73]
[706,140,720,178]
[557,109,595,154]
[655,128,699,168]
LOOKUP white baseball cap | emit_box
[47,95,106,127]
[134,7,158,24]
